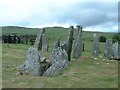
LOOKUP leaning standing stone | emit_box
[73,25,82,58]
[92,33,99,58]
[19,47,44,76]
[42,33,48,52]
[66,26,74,61]
[43,47,69,76]
[34,28,45,50]
[53,37,60,49]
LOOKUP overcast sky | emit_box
[0,0,119,32]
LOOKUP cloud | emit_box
[0,0,118,32]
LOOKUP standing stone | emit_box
[73,25,82,58]
[66,26,74,61]
[42,34,48,52]
[19,47,44,76]
[61,42,67,52]
[53,37,60,49]
[74,25,81,44]
[113,42,120,60]
[25,35,29,44]
[43,47,68,76]
[104,39,113,59]
[92,33,99,58]
[34,28,45,50]
[83,43,85,52]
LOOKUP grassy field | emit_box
[2,26,118,88]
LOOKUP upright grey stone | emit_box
[42,34,48,52]
[104,39,113,59]
[34,28,45,50]
[66,26,74,61]
[61,42,67,52]
[19,47,44,76]
[113,42,120,59]
[92,33,99,58]
[73,25,82,58]
[74,25,81,44]
[43,47,68,76]
[53,37,60,49]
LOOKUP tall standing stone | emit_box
[74,25,80,43]
[34,28,45,50]
[104,39,113,59]
[42,34,48,52]
[73,25,82,58]
[92,33,99,58]
[43,47,68,76]
[113,42,120,59]
[66,26,74,61]
[53,37,60,49]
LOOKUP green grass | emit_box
[0,42,2,89]
[2,26,118,88]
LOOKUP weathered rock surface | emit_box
[43,47,69,76]
[53,37,60,49]
[92,33,99,58]
[34,28,45,50]
[104,39,113,59]
[42,33,48,52]
[66,26,74,61]
[113,42,120,60]
[73,25,82,58]
[19,47,45,76]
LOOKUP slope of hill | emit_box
[2,26,116,41]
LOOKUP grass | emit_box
[2,26,119,88]
[0,42,2,89]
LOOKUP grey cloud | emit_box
[50,2,117,27]
[9,2,117,32]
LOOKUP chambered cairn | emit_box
[18,27,70,76]
[18,25,119,77]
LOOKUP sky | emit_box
[0,0,119,32]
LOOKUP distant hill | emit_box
[2,26,41,35]
[1,26,116,42]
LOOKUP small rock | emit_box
[96,63,99,64]
[100,56,103,58]
[94,58,98,60]
[107,63,109,65]
[74,72,77,74]
[16,72,20,75]
[62,74,67,77]
[102,59,105,61]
